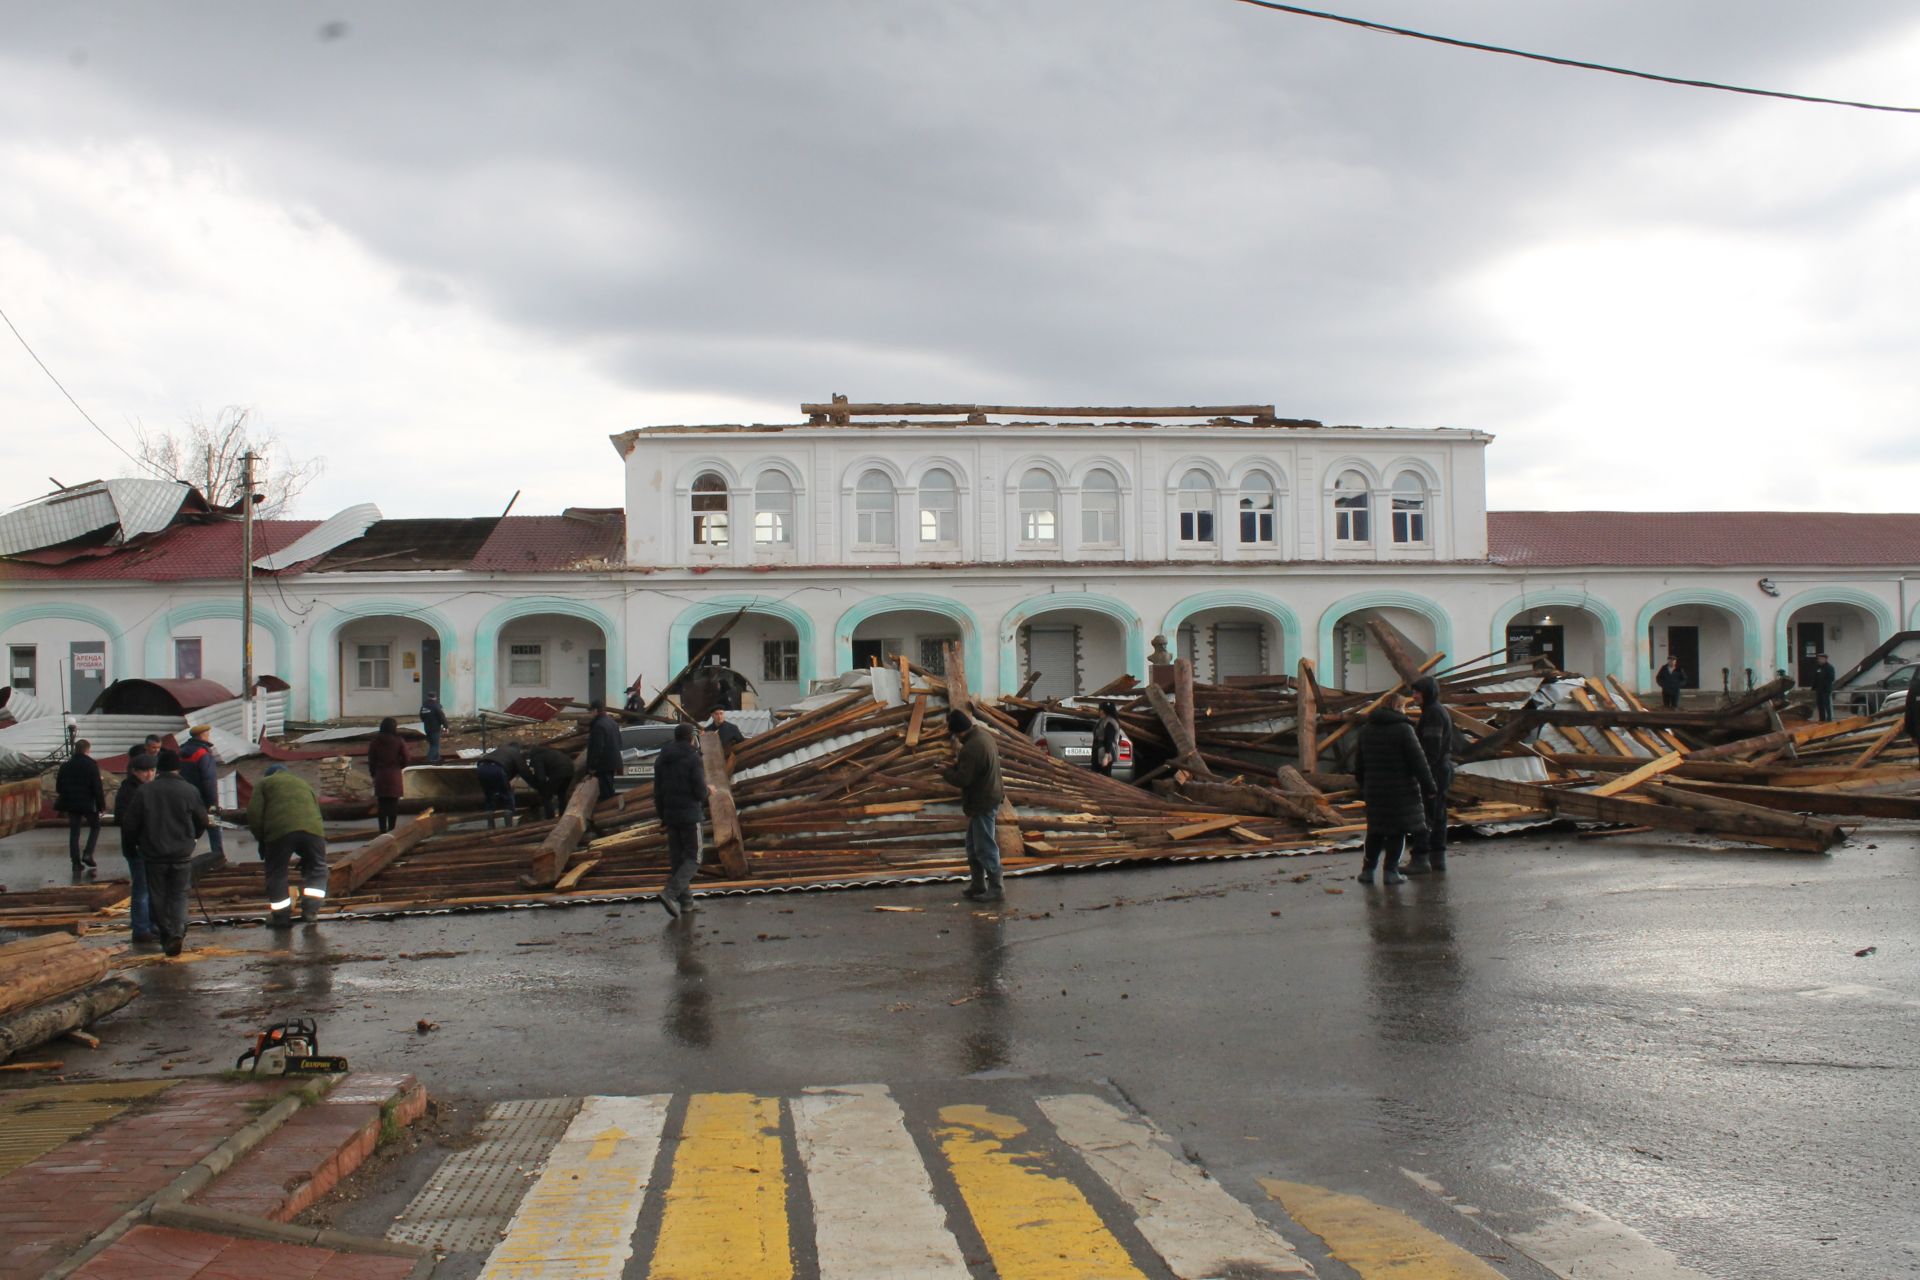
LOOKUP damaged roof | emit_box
[1490,511,1920,567]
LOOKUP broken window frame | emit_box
[1238,471,1277,545]
[1390,472,1427,545]
[1177,469,1216,544]
[1333,470,1371,544]
[691,472,730,547]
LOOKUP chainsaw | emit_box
[235,1017,350,1075]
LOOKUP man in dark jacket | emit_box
[418,694,450,764]
[939,709,1007,902]
[652,723,709,919]
[114,751,157,942]
[246,764,329,927]
[1404,677,1456,875]
[1655,657,1687,710]
[477,742,528,827]
[54,739,106,879]
[707,708,745,751]
[1353,698,1436,886]
[1809,653,1837,722]
[1091,703,1121,777]
[526,745,579,819]
[584,699,622,801]
[176,725,226,868]
[122,748,208,956]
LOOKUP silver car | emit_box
[1028,711,1134,782]
[615,723,680,790]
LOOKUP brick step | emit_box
[189,1072,427,1223]
[70,1223,417,1279]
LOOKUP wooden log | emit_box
[0,976,139,1062]
[1317,653,1445,757]
[1662,779,1920,820]
[330,810,447,895]
[644,606,747,717]
[1164,778,1329,826]
[1684,713,1877,761]
[0,948,110,1019]
[1851,720,1903,768]
[525,778,602,888]
[1722,674,1795,716]
[0,933,77,963]
[1449,771,1844,852]
[1364,616,1434,687]
[799,401,1279,420]
[1145,683,1211,776]
[701,728,749,879]
[1295,659,1319,769]
[1587,752,1684,798]
[1174,658,1197,750]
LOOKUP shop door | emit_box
[1666,626,1700,688]
[420,638,441,703]
[1026,627,1077,700]
[588,648,606,705]
[1214,624,1263,679]
[70,641,106,712]
[851,639,890,670]
[1795,622,1824,688]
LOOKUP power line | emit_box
[1230,1,1920,115]
[0,303,175,481]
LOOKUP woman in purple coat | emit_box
[365,717,410,834]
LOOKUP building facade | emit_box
[4,406,1917,719]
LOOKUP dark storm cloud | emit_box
[3,0,1914,421]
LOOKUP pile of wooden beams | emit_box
[0,933,139,1062]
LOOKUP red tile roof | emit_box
[1490,511,1920,568]
[469,513,624,572]
[0,519,319,582]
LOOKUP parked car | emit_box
[1854,660,1919,714]
[615,723,681,790]
[1028,710,1134,782]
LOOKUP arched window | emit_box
[1018,469,1058,544]
[753,471,793,545]
[1391,472,1427,544]
[1238,471,1276,545]
[854,470,895,546]
[1082,468,1121,546]
[691,472,729,546]
[1332,470,1371,543]
[919,468,958,545]
[1178,470,1216,544]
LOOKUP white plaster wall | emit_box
[497,614,606,705]
[156,621,282,689]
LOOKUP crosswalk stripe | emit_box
[1402,1170,1716,1280]
[650,1092,793,1280]
[936,1103,1150,1280]
[1261,1179,1507,1279]
[478,1094,670,1280]
[792,1084,971,1279]
[1040,1093,1315,1277]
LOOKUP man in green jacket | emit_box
[245,764,330,927]
[939,709,1007,902]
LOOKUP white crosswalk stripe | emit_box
[791,1083,972,1279]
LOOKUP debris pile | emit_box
[0,933,139,1062]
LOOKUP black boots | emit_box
[1403,854,1432,875]
[962,864,987,900]
[301,896,321,923]
[269,908,294,930]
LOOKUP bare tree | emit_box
[130,406,324,517]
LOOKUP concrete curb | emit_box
[149,1203,432,1268]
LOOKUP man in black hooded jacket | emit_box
[121,748,208,956]
[1353,697,1436,886]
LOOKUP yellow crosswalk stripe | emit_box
[650,1092,794,1280]
[936,1103,1150,1280]
[1261,1179,1508,1279]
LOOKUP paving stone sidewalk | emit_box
[0,1073,426,1280]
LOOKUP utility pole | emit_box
[240,450,256,741]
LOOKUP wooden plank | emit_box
[1165,815,1244,841]
[1449,772,1844,852]
[1685,712,1877,761]
[1587,752,1684,797]
[1174,657,1197,750]
[1363,616,1434,687]
[1145,683,1211,777]
[701,726,750,878]
[800,401,1278,419]
[1607,675,1688,753]
[553,857,600,891]
[1317,653,1445,757]
[1851,720,1904,768]
[1663,778,1920,820]
[1570,688,1636,756]
[332,810,446,895]
[525,778,602,887]
[1295,659,1319,769]
[905,694,927,748]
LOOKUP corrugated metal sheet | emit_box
[253,502,382,571]
[0,692,285,769]
[0,480,190,556]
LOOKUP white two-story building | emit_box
[4,400,1916,720]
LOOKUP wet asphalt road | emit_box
[3,823,1917,1277]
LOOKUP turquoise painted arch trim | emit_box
[141,600,294,682]
[997,592,1148,697]
[1771,587,1897,675]
[474,595,625,711]
[0,601,129,683]
[834,593,983,684]
[1316,590,1456,676]
[1159,589,1305,671]
[307,600,461,719]
[667,597,819,694]
[1633,588,1763,685]
[1486,589,1626,683]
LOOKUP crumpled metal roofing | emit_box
[0,479,191,556]
[252,502,382,571]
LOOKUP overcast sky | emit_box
[2,2,1916,520]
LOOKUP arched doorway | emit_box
[1646,602,1749,696]
[1503,605,1608,677]
[1325,606,1436,692]
[1162,592,1299,683]
[677,608,809,709]
[1777,591,1892,689]
[335,614,446,719]
[1016,606,1129,700]
[849,610,965,675]
[495,614,609,707]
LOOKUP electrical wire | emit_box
[0,303,177,481]
[1230,0,1920,115]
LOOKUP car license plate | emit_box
[623,765,652,777]
[1063,746,1091,758]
